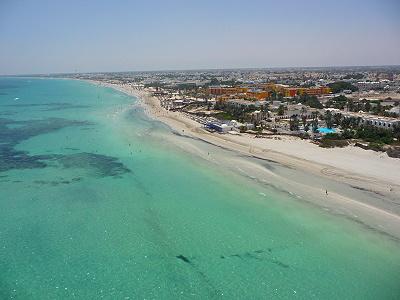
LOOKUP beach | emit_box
[1,77,400,299]
[92,81,400,240]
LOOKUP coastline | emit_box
[87,80,400,240]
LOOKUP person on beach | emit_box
[326,189,328,195]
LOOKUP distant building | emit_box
[356,81,382,91]
[226,99,267,108]
[205,120,254,133]
[208,86,247,95]
[263,83,331,97]
[271,100,287,109]
[275,104,319,119]
[250,110,267,123]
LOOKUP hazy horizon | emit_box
[1,0,400,75]
[3,64,400,77]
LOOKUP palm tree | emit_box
[333,113,342,127]
[312,119,319,133]
[324,110,333,129]
[289,116,300,131]
[302,115,307,128]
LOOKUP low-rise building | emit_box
[326,109,400,130]
[226,99,267,108]
[354,115,399,129]
[205,120,254,133]
[388,106,400,115]
[206,122,232,133]
[250,110,269,124]
[275,104,319,119]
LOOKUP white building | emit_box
[339,111,399,130]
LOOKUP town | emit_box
[67,66,400,157]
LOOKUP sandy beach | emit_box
[91,81,400,240]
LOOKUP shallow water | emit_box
[0,78,399,299]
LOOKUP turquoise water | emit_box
[0,78,399,299]
[318,127,336,134]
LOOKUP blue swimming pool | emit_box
[318,127,336,134]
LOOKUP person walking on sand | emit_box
[325,189,328,196]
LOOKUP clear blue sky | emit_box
[0,0,399,75]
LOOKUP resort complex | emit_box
[70,66,400,156]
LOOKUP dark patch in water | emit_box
[0,83,20,89]
[34,179,71,186]
[2,102,90,111]
[0,117,92,145]
[272,260,289,268]
[0,117,92,173]
[244,252,262,261]
[0,148,50,172]
[174,254,223,296]
[0,117,130,178]
[80,127,94,131]
[220,249,290,269]
[56,152,131,177]
[176,254,191,264]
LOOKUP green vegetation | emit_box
[327,81,358,93]
[289,116,300,131]
[319,138,349,148]
[277,104,285,116]
[368,142,385,152]
[176,83,197,90]
[319,124,400,150]
[354,126,395,144]
[325,97,393,116]
[312,119,318,133]
[144,82,165,88]
[213,112,235,120]
[294,94,323,109]
[324,110,334,129]
[325,95,348,109]
[214,101,258,122]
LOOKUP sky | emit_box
[0,0,399,75]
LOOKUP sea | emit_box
[0,77,399,299]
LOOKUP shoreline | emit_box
[87,80,400,240]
